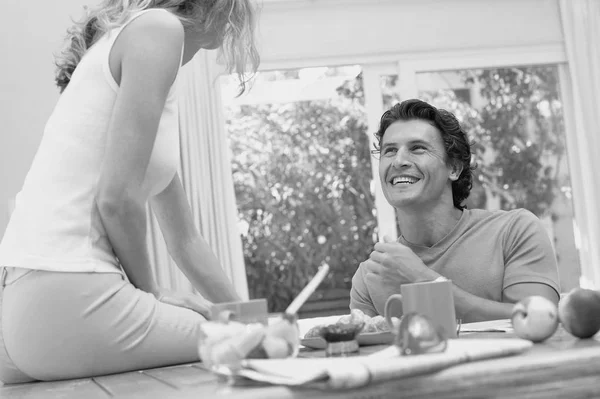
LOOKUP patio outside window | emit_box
[221,66,374,314]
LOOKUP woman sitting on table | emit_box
[350,99,560,323]
[0,0,259,384]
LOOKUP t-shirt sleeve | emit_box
[350,265,378,317]
[502,209,561,297]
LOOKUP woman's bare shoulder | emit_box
[119,9,184,50]
[110,9,184,85]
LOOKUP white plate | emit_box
[301,331,394,349]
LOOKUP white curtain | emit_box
[559,0,600,288]
[146,50,249,299]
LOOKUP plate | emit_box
[301,331,394,349]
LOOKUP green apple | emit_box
[558,288,600,339]
[511,296,559,343]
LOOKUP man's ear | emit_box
[449,161,463,181]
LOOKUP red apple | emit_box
[511,296,559,343]
[558,288,600,338]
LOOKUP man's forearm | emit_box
[452,284,514,323]
[173,236,240,303]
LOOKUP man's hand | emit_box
[155,290,213,319]
[366,236,440,286]
[360,236,442,314]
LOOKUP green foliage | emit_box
[473,67,566,215]
[226,97,376,312]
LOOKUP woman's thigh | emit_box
[1,268,205,382]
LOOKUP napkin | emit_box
[232,338,532,389]
[459,319,514,333]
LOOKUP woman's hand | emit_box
[155,290,213,319]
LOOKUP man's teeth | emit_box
[392,176,419,185]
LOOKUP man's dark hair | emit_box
[374,99,475,209]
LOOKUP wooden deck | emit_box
[2,322,600,398]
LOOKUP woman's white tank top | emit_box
[0,9,182,274]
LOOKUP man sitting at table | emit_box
[350,99,560,323]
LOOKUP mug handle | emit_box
[384,294,403,330]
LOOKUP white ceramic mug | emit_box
[384,280,457,339]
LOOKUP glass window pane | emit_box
[221,66,377,314]
[381,66,580,292]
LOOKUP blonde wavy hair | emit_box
[55,0,260,94]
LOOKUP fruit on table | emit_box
[199,322,266,368]
[511,296,559,343]
[558,288,600,338]
[198,317,300,368]
[261,316,300,357]
[260,334,291,358]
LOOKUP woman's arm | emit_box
[96,12,184,294]
[149,174,241,303]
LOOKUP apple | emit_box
[260,335,290,358]
[558,288,600,338]
[511,296,559,343]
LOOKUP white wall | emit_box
[0,0,85,239]
[257,0,564,69]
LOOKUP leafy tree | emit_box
[469,67,566,216]
[226,97,376,312]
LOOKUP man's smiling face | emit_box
[379,119,457,210]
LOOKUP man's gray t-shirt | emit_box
[350,208,561,316]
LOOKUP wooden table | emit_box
[2,320,600,398]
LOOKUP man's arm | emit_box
[501,210,561,301]
[451,284,514,323]
[150,173,241,303]
[361,267,554,322]
[349,264,378,317]
[362,258,514,322]
[503,282,560,305]
[452,281,559,323]
[453,210,560,322]
[366,226,560,322]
